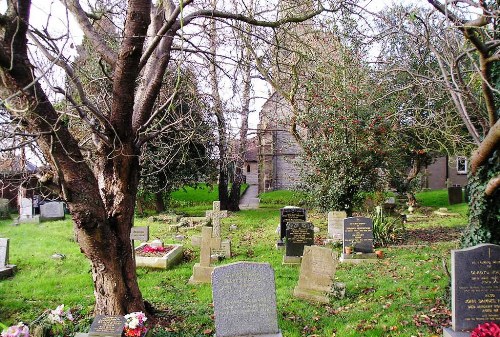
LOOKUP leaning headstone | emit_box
[278,206,306,247]
[283,221,314,265]
[188,226,221,284]
[341,217,376,263]
[327,211,346,241]
[19,197,39,223]
[293,246,339,303]
[0,199,10,219]
[88,315,126,337]
[443,244,500,337]
[212,262,282,337]
[40,201,65,221]
[0,238,17,279]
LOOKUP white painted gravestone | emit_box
[0,238,17,278]
[188,226,221,284]
[327,211,346,241]
[293,246,339,303]
[40,201,65,221]
[212,262,282,337]
[443,244,500,337]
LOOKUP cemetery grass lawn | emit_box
[0,190,467,337]
[170,184,248,205]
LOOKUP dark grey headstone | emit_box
[285,222,314,257]
[448,187,463,205]
[130,226,149,241]
[88,315,126,337]
[343,217,374,253]
[40,202,65,221]
[212,262,282,337]
[450,244,500,332]
[0,199,9,219]
[279,206,306,241]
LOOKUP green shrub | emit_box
[372,207,406,247]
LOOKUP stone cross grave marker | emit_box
[206,201,228,238]
[188,226,222,284]
[283,221,314,265]
[443,244,500,337]
[212,262,282,337]
[341,217,376,262]
[0,199,10,219]
[0,238,16,279]
[278,206,306,247]
[327,211,346,241]
[293,246,339,303]
[40,201,65,221]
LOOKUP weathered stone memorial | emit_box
[0,199,10,219]
[212,262,282,337]
[278,206,306,247]
[0,238,17,278]
[192,201,231,258]
[293,246,339,303]
[341,217,376,263]
[448,186,463,205]
[188,226,221,284]
[443,244,500,337]
[206,201,228,237]
[327,211,346,241]
[283,221,314,265]
[18,197,39,223]
[40,201,65,221]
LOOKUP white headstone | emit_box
[19,198,33,218]
[327,211,346,241]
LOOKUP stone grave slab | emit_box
[212,262,282,337]
[293,246,339,303]
[443,244,500,337]
[135,243,183,269]
[0,238,17,278]
[88,315,126,337]
[278,206,306,247]
[283,221,314,265]
[40,201,65,221]
[327,211,346,241]
[188,226,221,284]
[341,217,376,263]
[0,198,10,219]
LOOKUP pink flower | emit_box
[471,322,500,337]
[1,323,29,337]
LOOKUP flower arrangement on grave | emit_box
[123,312,147,337]
[471,322,500,337]
[47,305,74,324]
[1,322,29,337]
[33,304,77,337]
[135,244,174,257]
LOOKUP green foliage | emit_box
[372,207,406,247]
[461,150,500,247]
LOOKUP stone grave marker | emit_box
[283,221,314,265]
[188,226,221,284]
[448,186,463,205]
[0,238,17,279]
[88,315,126,337]
[0,198,10,219]
[341,217,376,262]
[212,262,282,337]
[443,244,500,337]
[327,211,346,241]
[18,197,39,223]
[130,226,149,242]
[206,201,228,238]
[293,246,339,303]
[278,206,306,247]
[40,201,65,221]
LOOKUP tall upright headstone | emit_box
[341,217,376,262]
[327,211,346,241]
[0,238,17,278]
[18,197,39,223]
[0,199,10,219]
[443,244,500,337]
[212,262,282,337]
[278,206,306,247]
[188,226,221,284]
[283,222,314,265]
[293,246,339,303]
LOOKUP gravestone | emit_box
[188,226,221,284]
[448,186,463,205]
[0,238,17,279]
[130,226,149,242]
[88,315,126,337]
[206,201,228,238]
[18,197,39,224]
[278,206,306,247]
[40,201,65,221]
[212,262,282,337]
[283,222,314,265]
[443,244,500,337]
[293,246,339,303]
[327,211,346,241]
[341,217,376,262]
[32,195,41,215]
[0,198,10,219]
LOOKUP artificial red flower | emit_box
[471,322,500,337]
